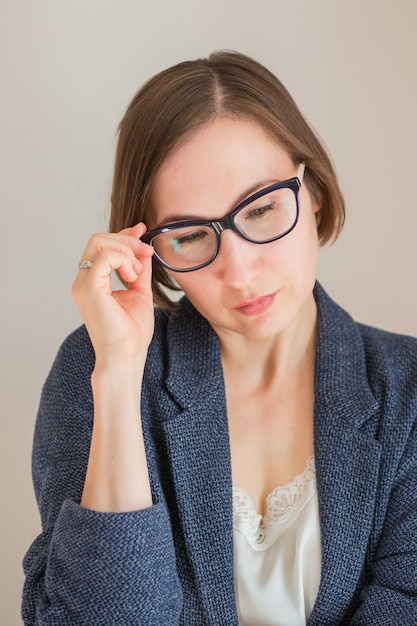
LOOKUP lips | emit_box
[233,292,276,316]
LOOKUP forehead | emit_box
[150,118,293,224]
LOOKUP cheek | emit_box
[266,208,319,283]
[169,271,215,302]
[272,206,319,259]
[173,278,222,325]
[173,265,230,316]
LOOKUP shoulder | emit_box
[315,282,417,415]
[53,324,95,374]
[316,281,417,372]
[358,322,417,401]
[359,321,417,365]
[42,325,95,412]
[54,324,95,368]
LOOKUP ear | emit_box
[302,181,321,216]
[309,184,322,215]
[313,199,321,215]
[302,168,322,215]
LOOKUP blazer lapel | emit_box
[309,285,381,624]
[159,287,382,624]
[161,300,238,623]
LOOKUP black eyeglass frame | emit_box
[141,163,305,273]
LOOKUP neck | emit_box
[219,294,317,391]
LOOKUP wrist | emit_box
[91,358,146,394]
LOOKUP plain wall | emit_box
[1,1,416,623]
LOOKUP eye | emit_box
[245,203,275,220]
[170,229,208,251]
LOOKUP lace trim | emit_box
[232,456,316,551]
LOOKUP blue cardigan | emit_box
[22,284,417,625]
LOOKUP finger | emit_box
[118,222,148,238]
[127,253,153,294]
[73,250,139,296]
[80,232,152,270]
[116,223,154,258]
[97,250,144,285]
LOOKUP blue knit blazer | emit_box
[22,284,417,625]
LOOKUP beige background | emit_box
[1,1,416,623]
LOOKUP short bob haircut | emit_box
[110,50,345,310]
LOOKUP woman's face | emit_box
[150,118,320,342]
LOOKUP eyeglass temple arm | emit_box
[296,162,305,183]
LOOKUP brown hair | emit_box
[110,50,345,310]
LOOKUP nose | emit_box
[215,230,262,288]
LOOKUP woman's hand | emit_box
[71,222,155,368]
[72,223,156,512]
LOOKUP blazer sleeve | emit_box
[350,410,417,623]
[21,328,183,625]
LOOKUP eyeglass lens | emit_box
[150,185,298,271]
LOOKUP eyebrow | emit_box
[155,177,279,228]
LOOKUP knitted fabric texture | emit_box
[22,283,417,625]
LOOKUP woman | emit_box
[22,51,417,625]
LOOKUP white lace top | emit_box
[232,456,321,625]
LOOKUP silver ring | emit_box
[78,260,93,269]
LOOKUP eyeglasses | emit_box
[141,163,305,273]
